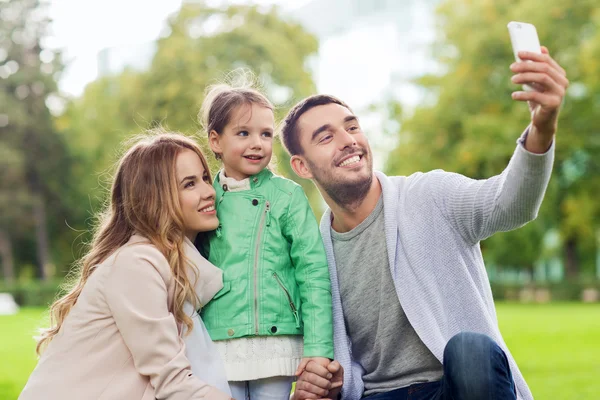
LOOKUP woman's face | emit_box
[175,149,219,241]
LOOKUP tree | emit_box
[0,0,74,281]
[385,0,600,279]
[0,144,30,282]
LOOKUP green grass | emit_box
[496,303,600,399]
[0,308,46,400]
[1,304,599,399]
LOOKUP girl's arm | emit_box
[282,186,334,360]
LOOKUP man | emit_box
[283,47,568,400]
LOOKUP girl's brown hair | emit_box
[199,70,273,159]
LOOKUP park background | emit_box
[1,0,599,398]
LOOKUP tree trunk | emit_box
[33,195,50,281]
[0,230,15,283]
[525,264,534,283]
[564,238,579,280]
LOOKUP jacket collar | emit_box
[214,168,273,197]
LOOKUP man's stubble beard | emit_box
[306,152,373,211]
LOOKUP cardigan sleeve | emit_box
[424,131,555,245]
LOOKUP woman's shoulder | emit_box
[105,235,172,281]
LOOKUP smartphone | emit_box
[507,21,541,91]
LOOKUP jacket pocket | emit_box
[272,272,300,328]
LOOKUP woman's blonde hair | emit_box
[36,130,212,354]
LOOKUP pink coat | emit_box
[19,234,230,400]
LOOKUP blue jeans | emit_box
[367,332,516,400]
[229,376,294,400]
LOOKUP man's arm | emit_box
[420,46,568,245]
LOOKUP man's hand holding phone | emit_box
[508,22,569,153]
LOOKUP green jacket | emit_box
[200,169,334,358]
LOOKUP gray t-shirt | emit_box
[331,196,443,397]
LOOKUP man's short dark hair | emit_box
[280,94,352,156]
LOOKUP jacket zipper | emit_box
[273,272,300,328]
[254,201,270,334]
[215,194,225,238]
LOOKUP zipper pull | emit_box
[293,309,300,329]
[265,201,271,227]
[287,290,300,328]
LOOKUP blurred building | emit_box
[97,42,157,77]
[290,0,439,109]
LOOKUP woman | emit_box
[20,132,233,400]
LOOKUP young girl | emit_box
[198,80,334,399]
[20,132,232,400]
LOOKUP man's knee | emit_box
[443,332,515,399]
[444,331,498,366]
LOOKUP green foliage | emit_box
[490,281,600,301]
[385,0,600,276]
[0,280,63,308]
